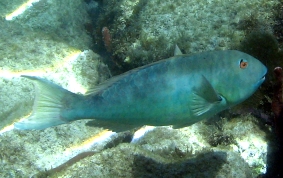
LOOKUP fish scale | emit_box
[14,50,267,130]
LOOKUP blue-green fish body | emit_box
[14,50,267,130]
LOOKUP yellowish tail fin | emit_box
[14,76,71,130]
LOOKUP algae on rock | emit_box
[96,0,278,69]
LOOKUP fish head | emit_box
[213,50,267,106]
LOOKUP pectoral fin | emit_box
[191,75,222,116]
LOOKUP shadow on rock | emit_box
[132,151,227,178]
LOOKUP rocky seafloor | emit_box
[0,0,282,177]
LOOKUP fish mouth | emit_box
[254,75,265,89]
[258,71,267,84]
[260,75,265,82]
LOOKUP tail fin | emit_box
[14,76,72,130]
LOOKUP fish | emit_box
[14,49,267,130]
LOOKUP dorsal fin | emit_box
[174,45,183,56]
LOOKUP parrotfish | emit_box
[14,49,267,130]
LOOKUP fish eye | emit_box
[239,59,248,69]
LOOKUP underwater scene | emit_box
[1,0,283,177]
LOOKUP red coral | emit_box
[270,66,283,178]
[272,67,283,124]
[272,67,283,137]
[102,27,112,52]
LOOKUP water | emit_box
[0,0,281,177]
